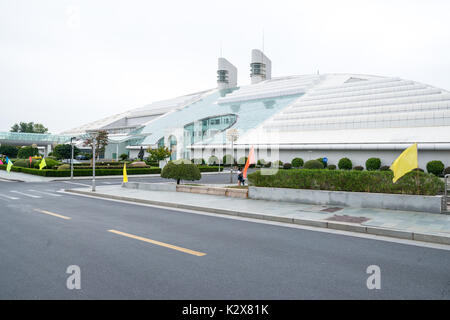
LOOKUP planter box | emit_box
[248,187,444,214]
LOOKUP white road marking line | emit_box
[28,189,62,197]
[10,190,41,198]
[101,182,112,184]
[61,181,91,187]
[0,193,19,200]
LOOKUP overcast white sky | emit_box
[1,0,450,133]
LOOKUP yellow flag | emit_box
[6,158,13,173]
[123,163,128,183]
[390,143,418,183]
[39,158,47,170]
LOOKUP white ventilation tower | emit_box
[250,49,271,84]
[217,58,237,90]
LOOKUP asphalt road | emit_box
[0,174,450,299]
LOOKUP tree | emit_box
[17,146,39,159]
[0,145,19,158]
[53,144,80,160]
[10,122,48,133]
[146,146,171,162]
[161,162,201,184]
[84,130,109,160]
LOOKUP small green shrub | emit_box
[353,166,364,171]
[426,160,444,176]
[444,167,450,175]
[304,160,324,169]
[13,159,29,168]
[208,156,220,165]
[264,161,272,168]
[222,154,235,166]
[257,159,266,167]
[273,160,283,168]
[161,162,201,184]
[172,159,192,164]
[291,158,304,168]
[380,166,391,171]
[192,158,205,165]
[238,157,248,165]
[119,153,128,161]
[338,157,352,170]
[316,158,328,168]
[283,163,292,169]
[34,158,60,169]
[365,157,381,171]
[327,164,336,170]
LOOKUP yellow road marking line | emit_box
[33,209,71,220]
[108,229,206,257]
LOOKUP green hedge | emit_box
[248,169,444,196]
[0,165,161,177]
[0,164,222,176]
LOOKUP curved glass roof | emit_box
[140,89,302,148]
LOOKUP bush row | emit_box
[254,157,449,176]
[0,164,222,177]
[248,169,444,196]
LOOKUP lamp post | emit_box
[226,129,239,183]
[70,137,76,180]
[89,132,99,192]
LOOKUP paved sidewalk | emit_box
[66,184,450,245]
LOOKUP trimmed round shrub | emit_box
[207,156,220,165]
[238,157,248,165]
[57,164,70,170]
[380,165,392,171]
[327,164,336,170]
[273,160,283,168]
[283,162,292,169]
[303,160,324,169]
[338,157,352,170]
[161,162,201,184]
[119,153,128,161]
[426,160,444,176]
[316,158,328,168]
[365,157,381,171]
[222,154,235,166]
[264,161,272,168]
[444,167,450,175]
[13,159,29,168]
[291,157,304,168]
[172,158,192,164]
[257,159,266,167]
[353,166,364,171]
[34,158,60,169]
[192,158,205,165]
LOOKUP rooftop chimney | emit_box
[250,49,271,84]
[217,57,237,90]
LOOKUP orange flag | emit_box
[243,146,255,179]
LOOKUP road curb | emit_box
[65,189,450,246]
